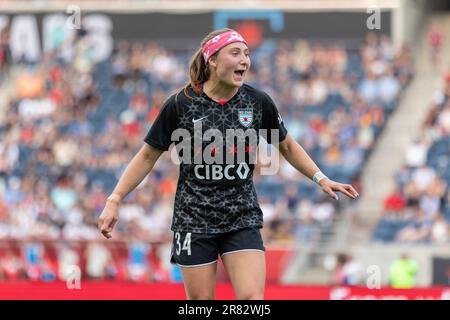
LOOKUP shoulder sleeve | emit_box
[260,91,288,144]
[144,94,178,151]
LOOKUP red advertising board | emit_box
[1,282,449,300]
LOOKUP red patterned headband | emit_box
[202,30,248,63]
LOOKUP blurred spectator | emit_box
[268,219,295,246]
[39,257,57,282]
[428,24,443,69]
[331,253,363,286]
[260,196,278,224]
[85,242,115,280]
[285,184,300,215]
[73,29,94,74]
[383,186,406,214]
[57,242,80,281]
[342,255,363,285]
[389,253,418,288]
[0,23,11,77]
[127,241,152,282]
[311,198,336,226]
[170,264,183,283]
[396,207,431,242]
[294,211,320,244]
[378,66,400,104]
[22,242,44,281]
[50,174,78,214]
[438,104,450,134]
[405,137,429,168]
[430,214,449,244]
[411,165,437,192]
[0,248,26,280]
[332,253,348,285]
[16,72,45,100]
[358,71,378,103]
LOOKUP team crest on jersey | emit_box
[239,109,253,127]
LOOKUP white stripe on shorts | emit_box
[220,249,265,257]
[177,259,218,268]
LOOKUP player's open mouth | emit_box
[234,70,245,78]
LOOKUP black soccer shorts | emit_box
[170,227,265,267]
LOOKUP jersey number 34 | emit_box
[175,232,192,256]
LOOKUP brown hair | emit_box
[177,28,233,100]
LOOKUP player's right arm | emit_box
[98,143,164,239]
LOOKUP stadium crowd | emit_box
[373,71,450,244]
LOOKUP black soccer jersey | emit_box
[144,83,288,234]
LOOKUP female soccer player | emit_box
[98,28,359,300]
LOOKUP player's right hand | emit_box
[98,202,120,239]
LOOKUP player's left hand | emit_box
[319,178,359,201]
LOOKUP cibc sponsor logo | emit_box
[194,163,250,180]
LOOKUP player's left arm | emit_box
[278,134,359,201]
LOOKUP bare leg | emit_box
[221,250,265,300]
[180,261,218,300]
